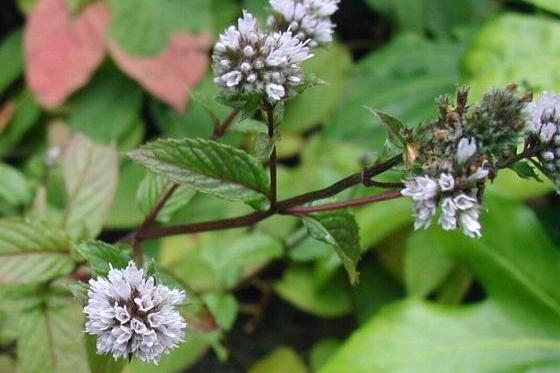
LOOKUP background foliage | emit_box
[0,0,560,372]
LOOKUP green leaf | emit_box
[509,160,542,182]
[0,29,23,93]
[404,236,454,297]
[274,266,352,318]
[463,14,560,98]
[136,173,196,223]
[72,241,131,277]
[281,43,353,132]
[85,334,125,373]
[304,210,362,284]
[68,65,143,145]
[320,300,560,373]
[107,0,210,56]
[249,346,308,373]
[128,138,270,205]
[325,33,462,151]
[0,91,41,158]
[62,134,119,241]
[0,162,31,206]
[520,0,560,14]
[364,107,406,147]
[202,292,238,331]
[0,219,73,285]
[105,161,145,228]
[17,298,89,373]
[409,193,560,318]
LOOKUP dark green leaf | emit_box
[62,134,119,241]
[86,334,126,373]
[17,298,89,373]
[0,91,41,158]
[0,30,23,93]
[510,160,542,182]
[72,241,131,277]
[105,161,146,229]
[0,219,73,285]
[364,107,406,147]
[68,65,143,145]
[108,0,210,56]
[136,173,196,223]
[304,210,362,284]
[128,138,270,204]
[202,292,238,331]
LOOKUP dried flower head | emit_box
[268,0,340,47]
[212,11,312,102]
[84,261,186,364]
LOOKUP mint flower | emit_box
[84,261,187,364]
[268,0,340,47]
[212,11,312,102]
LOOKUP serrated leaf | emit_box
[128,138,270,204]
[0,162,31,206]
[0,219,74,284]
[364,106,406,147]
[136,173,196,224]
[62,134,119,241]
[509,160,542,182]
[72,241,131,277]
[303,210,362,284]
[17,298,89,373]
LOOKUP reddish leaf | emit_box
[0,101,16,134]
[24,0,110,108]
[108,33,211,112]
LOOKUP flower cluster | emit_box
[84,261,187,364]
[268,0,340,47]
[525,91,560,188]
[212,11,312,102]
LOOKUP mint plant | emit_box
[1,0,560,372]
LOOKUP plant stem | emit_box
[212,109,240,139]
[136,153,404,241]
[265,103,277,207]
[284,190,402,214]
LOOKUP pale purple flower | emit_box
[438,197,457,230]
[459,205,482,238]
[438,173,455,191]
[412,199,437,230]
[268,0,339,47]
[401,176,438,201]
[525,91,560,142]
[456,137,477,164]
[84,261,187,364]
[212,11,312,102]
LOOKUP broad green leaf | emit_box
[408,193,560,319]
[72,241,131,277]
[364,107,406,147]
[0,162,31,206]
[509,160,542,182]
[325,33,462,151]
[274,266,352,318]
[106,161,145,228]
[85,334,125,373]
[304,210,362,284]
[108,0,210,56]
[128,138,270,205]
[249,346,308,373]
[404,236,454,297]
[281,43,353,132]
[463,14,560,98]
[136,173,196,223]
[489,168,552,199]
[62,134,119,241]
[0,30,23,93]
[0,219,73,284]
[310,339,342,372]
[320,300,560,373]
[68,65,143,145]
[202,292,238,331]
[520,0,560,14]
[0,91,41,158]
[17,298,89,373]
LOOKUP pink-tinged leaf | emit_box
[24,0,110,108]
[109,33,212,112]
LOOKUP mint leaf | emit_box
[128,138,270,205]
[0,219,74,285]
[303,210,362,285]
[72,241,131,277]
